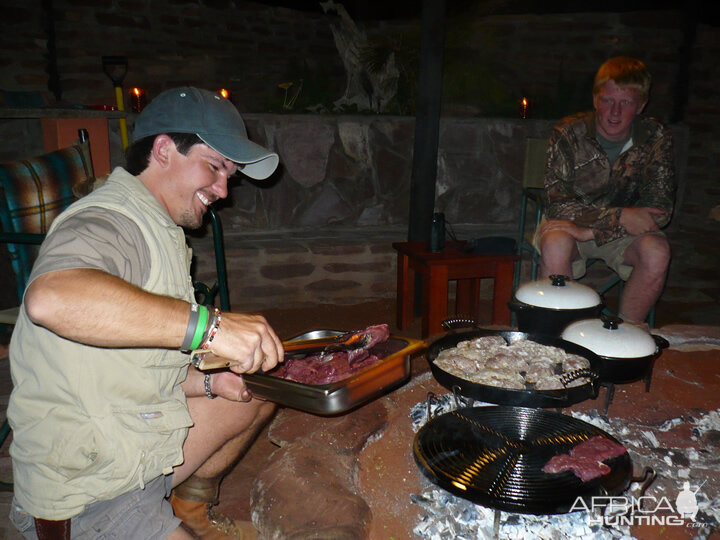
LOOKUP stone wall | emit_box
[187,116,689,312]
[1,2,719,313]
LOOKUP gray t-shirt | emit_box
[29,208,151,288]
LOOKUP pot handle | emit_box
[507,299,529,312]
[533,368,599,404]
[559,367,599,386]
[651,334,669,352]
[441,317,480,331]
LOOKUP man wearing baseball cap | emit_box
[8,88,281,539]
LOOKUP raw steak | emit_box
[270,324,390,385]
[570,435,627,460]
[542,454,611,482]
[542,435,626,482]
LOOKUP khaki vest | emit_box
[8,168,195,519]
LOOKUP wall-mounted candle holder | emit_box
[130,87,146,113]
[519,97,530,119]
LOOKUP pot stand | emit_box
[599,357,655,417]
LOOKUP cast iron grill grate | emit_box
[413,406,632,515]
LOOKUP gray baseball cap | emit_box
[132,87,279,180]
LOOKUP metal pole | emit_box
[407,0,446,244]
[408,0,446,314]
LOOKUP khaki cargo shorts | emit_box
[533,221,666,281]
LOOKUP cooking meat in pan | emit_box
[433,335,592,391]
[542,435,628,481]
[269,324,390,385]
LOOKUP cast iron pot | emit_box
[509,274,603,335]
[430,321,601,408]
[561,317,669,384]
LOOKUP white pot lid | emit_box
[515,275,601,310]
[561,318,657,358]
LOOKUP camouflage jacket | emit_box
[543,111,675,245]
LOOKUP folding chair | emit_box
[0,129,94,324]
[513,137,548,291]
[0,129,94,490]
[193,207,230,311]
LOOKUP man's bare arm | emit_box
[25,268,187,348]
[24,268,283,373]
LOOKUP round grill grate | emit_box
[413,406,632,514]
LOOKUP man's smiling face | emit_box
[162,141,237,229]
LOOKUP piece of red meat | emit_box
[270,324,390,384]
[542,435,626,482]
[542,454,611,482]
[570,435,627,460]
[347,324,390,363]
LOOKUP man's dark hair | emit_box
[124,133,203,176]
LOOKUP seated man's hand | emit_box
[619,207,666,235]
[210,371,254,402]
[538,219,594,242]
[208,312,284,375]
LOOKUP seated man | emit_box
[8,87,283,539]
[536,57,675,324]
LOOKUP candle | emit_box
[218,88,231,100]
[519,97,530,119]
[130,87,146,113]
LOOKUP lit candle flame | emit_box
[219,88,231,99]
[132,87,142,97]
[521,97,528,107]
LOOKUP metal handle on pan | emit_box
[600,467,656,520]
[559,367,600,388]
[441,318,481,331]
[528,369,599,405]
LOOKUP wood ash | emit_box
[411,486,629,539]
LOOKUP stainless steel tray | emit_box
[243,329,425,415]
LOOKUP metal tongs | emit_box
[190,330,372,370]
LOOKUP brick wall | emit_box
[1,2,718,312]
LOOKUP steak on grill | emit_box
[570,435,627,460]
[542,435,627,482]
[542,454,611,482]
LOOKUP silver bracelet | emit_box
[204,373,216,399]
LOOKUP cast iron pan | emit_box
[428,328,601,408]
[413,406,632,514]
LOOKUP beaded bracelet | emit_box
[204,373,216,399]
[180,303,200,351]
[201,309,222,350]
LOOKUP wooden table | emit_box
[393,241,518,337]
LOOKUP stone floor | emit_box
[0,288,719,539]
